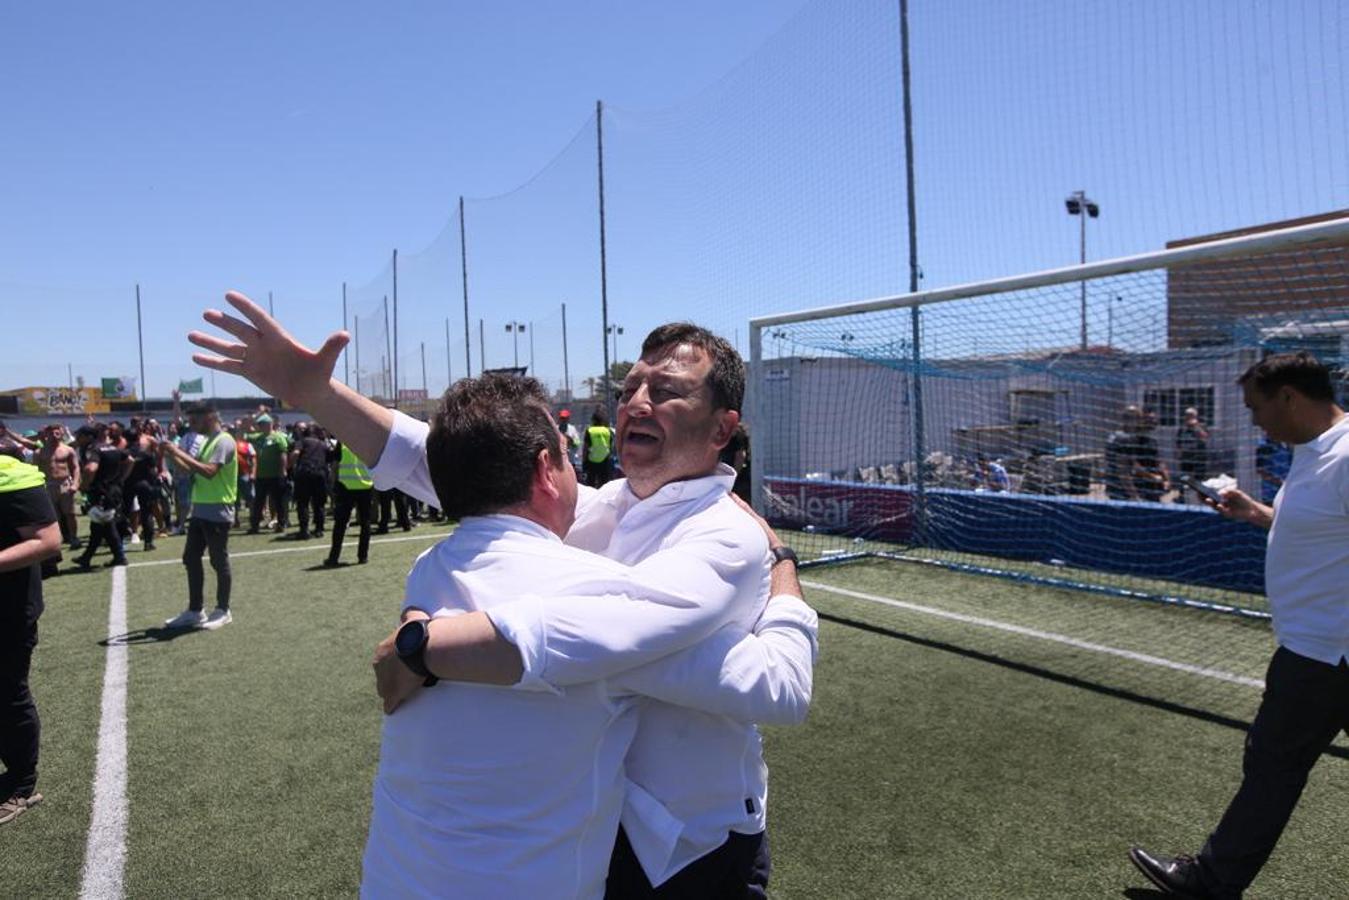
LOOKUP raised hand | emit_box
[189,291,348,410]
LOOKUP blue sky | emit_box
[2,0,1345,399]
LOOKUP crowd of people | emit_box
[0,400,434,577]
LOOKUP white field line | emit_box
[801,579,1266,690]
[80,566,129,900]
[126,532,442,568]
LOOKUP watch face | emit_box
[395,619,426,657]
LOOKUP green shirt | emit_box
[252,431,291,479]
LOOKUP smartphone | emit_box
[1178,473,1223,504]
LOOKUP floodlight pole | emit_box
[1066,189,1098,350]
[478,318,485,371]
[354,316,362,395]
[342,282,349,387]
[506,321,525,367]
[392,248,400,408]
[596,99,614,425]
[420,341,428,397]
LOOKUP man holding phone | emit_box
[1130,352,1349,899]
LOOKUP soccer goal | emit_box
[748,215,1349,614]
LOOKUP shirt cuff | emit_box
[486,595,557,693]
[757,594,820,657]
[370,410,428,492]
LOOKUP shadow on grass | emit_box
[100,627,200,646]
[1122,889,1168,899]
[303,562,345,572]
[816,610,1349,762]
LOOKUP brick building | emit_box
[1166,209,1349,350]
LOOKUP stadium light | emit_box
[607,324,625,365]
[505,321,526,367]
[1065,190,1100,349]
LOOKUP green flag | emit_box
[100,377,135,399]
[178,377,204,394]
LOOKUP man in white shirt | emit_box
[1130,352,1349,900]
[362,373,812,898]
[188,295,810,896]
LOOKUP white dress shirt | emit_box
[1265,415,1349,665]
[372,411,814,885]
[363,515,815,899]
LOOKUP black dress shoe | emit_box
[1129,847,1229,899]
[322,557,340,568]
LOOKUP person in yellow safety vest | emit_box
[582,408,615,488]
[156,403,238,631]
[326,441,375,567]
[0,454,62,826]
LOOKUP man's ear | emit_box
[710,410,740,451]
[535,447,562,501]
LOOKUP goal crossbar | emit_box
[750,216,1349,330]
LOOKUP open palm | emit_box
[189,291,348,409]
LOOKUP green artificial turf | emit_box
[5,531,1346,898]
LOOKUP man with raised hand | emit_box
[190,293,810,896]
[357,372,810,897]
[1130,352,1349,899]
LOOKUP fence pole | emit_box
[899,0,927,546]
[460,196,472,376]
[596,100,614,425]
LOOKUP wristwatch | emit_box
[770,545,799,567]
[394,618,440,687]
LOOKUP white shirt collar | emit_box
[456,513,563,543]
[605,463,738,513]
[1301,414,1349,453]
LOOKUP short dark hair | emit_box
[186,402,217,416]
[640,323,744,412]
[426,374,563,517]
[1238,352,1336,402]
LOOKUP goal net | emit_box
[749,215,1349,614]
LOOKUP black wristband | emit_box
[770,545,799,567]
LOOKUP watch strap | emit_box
[397,619,440,686]
[771,545,799,567]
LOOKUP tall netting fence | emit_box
[750,219,1349,612]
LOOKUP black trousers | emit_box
[377,489,410,532]
[250,476,288,530]
[79,520,126,565]
[0,618,39,800]
[123,480,159,542]
[1198,646,1349,894]
[584,459,612,489]
[184,518,232,612]
[605,827,770,899]
[293,472,328,536]
[329,484,373,563]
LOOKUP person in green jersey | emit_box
[247,413,290,534]
[156,403,238,631]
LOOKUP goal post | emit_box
[747,215,1349,610]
